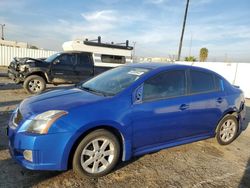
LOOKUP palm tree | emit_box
[185,56,196,62]
[199,48,208,62]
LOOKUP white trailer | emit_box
[62,37,133,72]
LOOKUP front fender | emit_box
[25,69,51,82]
[60,121,133,170]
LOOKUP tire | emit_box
[73,129,120,177]
[23,75,46,94]
[216,115,239,145]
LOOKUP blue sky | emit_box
[0,0,249,62]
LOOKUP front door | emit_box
[132,70,192,151]
[51,54,77,83]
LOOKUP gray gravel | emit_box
[0,66,250,188]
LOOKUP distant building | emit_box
[0,39,29,48]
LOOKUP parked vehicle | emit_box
[7,63,246,177]
[8,37,133,94]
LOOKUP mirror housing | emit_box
[133,85,143,104]
[53,59,60,65]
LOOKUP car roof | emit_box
[126,62,190,69]
[59,51,91,54]
[126,62,223,77]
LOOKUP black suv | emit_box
[8,51,96,94]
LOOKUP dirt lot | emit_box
[0,66,250,188]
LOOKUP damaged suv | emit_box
[8,52,95,94]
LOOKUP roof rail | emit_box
[84,36,133,50]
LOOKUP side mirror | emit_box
[133,85,143,104]
[53,59,60,65]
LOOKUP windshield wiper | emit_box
[81,86,113,97]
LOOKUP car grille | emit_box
[13,109,23,127]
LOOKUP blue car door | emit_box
[131,70,193,151]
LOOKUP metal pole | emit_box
[132,41,136,62]
[177,0,190,61]
[0,24,5,40]
[189,32,193,57]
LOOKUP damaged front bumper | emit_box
[8,67,26,83]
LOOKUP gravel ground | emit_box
[0,66,250,188]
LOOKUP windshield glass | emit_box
[81,66,149,96]
[45,53,61,63]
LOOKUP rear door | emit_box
[75,53,94,82]
[187,69,226,136]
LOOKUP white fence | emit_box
[0,46,58,66]
[176,61,250,98]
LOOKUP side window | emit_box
[214,76,223,91]
[58,54,76,65]
[101,55,126,64]
[78,54,92,66]
[190,70,215,93]
[143,70,186,101]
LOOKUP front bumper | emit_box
[7,125,72,171]
[7,68,25,83]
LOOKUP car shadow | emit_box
[239,104,250,187]
[45,84,75,92]
[114,156,141,172]
[0,82,22,90]
[0,110,12,151]
[0,158,62,187]
[241,105,250,131]
[0,72,7,77]
[239,158,250,187]
[0,100,22,108]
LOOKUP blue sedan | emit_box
[7,63,246,177]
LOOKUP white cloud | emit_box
[81,10,117,22]
[147,0,167,4]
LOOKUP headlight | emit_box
[19,65,26,72]
[25,110,68,134]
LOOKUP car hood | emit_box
[13,57,46,65]
[19,88,105,118]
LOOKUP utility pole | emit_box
[177,0,190,61]
[0,24,5,40]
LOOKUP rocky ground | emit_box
[0,66,249,188]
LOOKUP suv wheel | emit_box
[216,115,239,145]
[73,129,120,177]
[23,75,46,94]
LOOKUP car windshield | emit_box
[81,66,149,96]
[45,53,61,63]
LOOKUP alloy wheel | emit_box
[219,119,237,142]
[80,138,115,174]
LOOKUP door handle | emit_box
[55,73,63,75]
[179,104,189,111]
[216,97,223,103]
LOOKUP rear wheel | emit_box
[73,129,120,177]
[216,115,238,145]
[23,75,46,94]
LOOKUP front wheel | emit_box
[73,129,120,177]
[216,115,239,145]
[23,75,46,94]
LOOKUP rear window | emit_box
[101,55,126,64]
[190,70,215,93]
[77,53,92,66]
[214,76,223,91]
